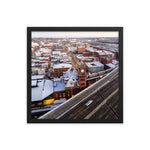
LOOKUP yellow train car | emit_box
[43,98,55,105]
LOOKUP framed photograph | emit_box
[27,27,123,123]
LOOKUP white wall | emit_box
[0,0,150,150]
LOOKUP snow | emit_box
[85,61,104,68]
[65,69,78,87]
[53,79,65,92]
[32,80,53,102]
[112,59,119,65]
[53,63,72,69]
[53,98,67,104]
[63,67,72,80]
[106,63,116,68]
[32,80,37,87]
[32,75,44,80]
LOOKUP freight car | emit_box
[87,67,115,78]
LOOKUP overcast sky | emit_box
[32,32,118,38]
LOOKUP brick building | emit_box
[50,63,72,77]
[78,61,87,88]
[85,61,104,73]
[82,52,92,57]
[77,46,86,54]
[101,57,112,65]
[54,49,66,53]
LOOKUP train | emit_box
[87,67,115,78]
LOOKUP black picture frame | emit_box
[27,27,123,123]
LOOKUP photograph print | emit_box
[27,27,123,123]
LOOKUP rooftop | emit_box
[86,61,104,68]
[32,42,39,47]
[63,67,73,80]
[32,80,38,87]
[106,63,116,68]
[53,63,72,69]
[32,80,53,102]
[86,47,96,52]
[76,55,94,61]
[53,78,65,92]
[32,75,45,80]
[78,46,85,48]
[112,60,119,65]
[65,69,78,88]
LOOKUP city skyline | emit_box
[32,31,118,38]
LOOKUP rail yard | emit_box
[39,67,119,120]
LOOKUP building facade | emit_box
[78,61,87,88]
[77,46,86,54]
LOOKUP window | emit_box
[56,93,58,98]
[80,79,85,81]
[63,93,65,97]
[68,91,70,97]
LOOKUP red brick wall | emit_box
[53,68,69,77]
[78,47,85,53]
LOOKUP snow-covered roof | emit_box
[32,42,39,47]
[86,47,96,52]
[54,78,61,82]
[65,69,78,88]
[106,63,116,68]
[104,50,113,55]
[39,57,49,60]
[32,80,53,102]
[32,80,37,87]
[32,68,45,71]
[78,46,85,48]
[63,67,72,80]
[76,55,93,61]
[52,51,61,54]
[60,58,70,63]
[39,48,50,52]
[85,61,104,68]
[32,75,44,80]
[112,60,119,65]
[35,51,41,55]
[76,55,83,59]
[68,47,77,51]
[53,78,65,92]
[43,43,53,46]
[96,51,107,55]
[53,63,72,69]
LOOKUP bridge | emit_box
[39,67,119,120]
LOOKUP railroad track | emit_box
[39,67,119,119]
[59,77,118,119]
[88,89,119,120]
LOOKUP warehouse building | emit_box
[85,61,104,73]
